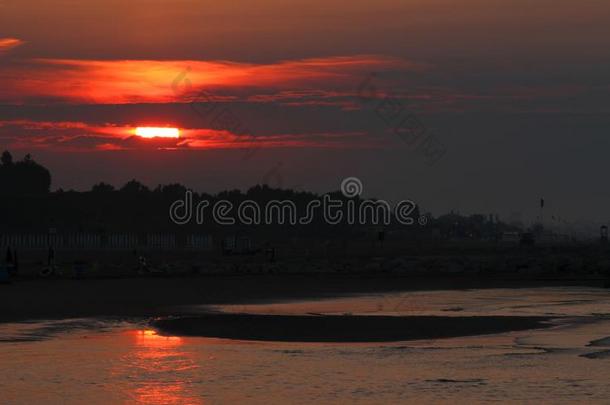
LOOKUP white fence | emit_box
[186,234,213,250]
[146,233,176,249]
[0,233,213,250]
[107,234,140,249]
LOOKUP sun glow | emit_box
[135,127,180,139]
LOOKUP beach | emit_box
[0,274,604,324]
[1,285,609,404]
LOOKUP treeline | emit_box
[0,150,518,240]
[0,151,51,195]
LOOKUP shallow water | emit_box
[1,287,610,404]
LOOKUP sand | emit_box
[0,274,601,324]
[152,313,552,342]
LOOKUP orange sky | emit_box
[3,0,610,60]
[0,56,419,104]
[1,0,610,219]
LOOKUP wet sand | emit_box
[152,314,552,342]
[1,273,600,324]
[2,287,609,403]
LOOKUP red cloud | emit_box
[0,38,24,54]
[0,119,382,152]
[0,55,425,104]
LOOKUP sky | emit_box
[1,0,610,225]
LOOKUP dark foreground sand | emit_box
[153,314,551,342]
[0,274,600,324]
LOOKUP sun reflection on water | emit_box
[118,330,203,405]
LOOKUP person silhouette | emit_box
[5,246,13,265]
[47,246,55,267]
[13,249,18,275]
[5,246,16,276]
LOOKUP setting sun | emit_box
[135,127,180,139]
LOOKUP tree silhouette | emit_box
[156,183,188,199]
[91,182,115,193]
[0,151,51,195]
[120,179,149,194]
[1,150,13,166]
[0,150,521,238]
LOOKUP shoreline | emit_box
[0,274,604,324]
